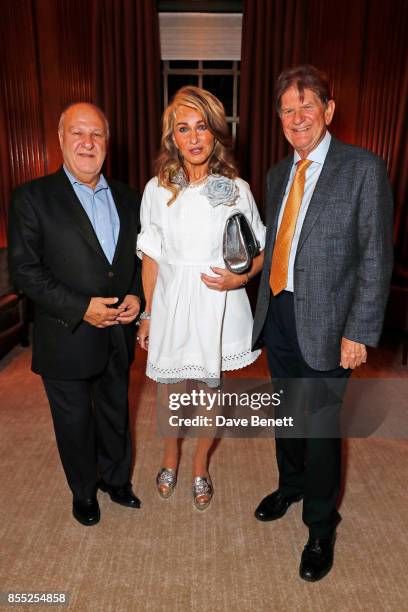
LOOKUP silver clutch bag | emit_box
[223,211,260,274]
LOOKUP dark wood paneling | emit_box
[0,1,45,187]
[0,0,46,246]
[1,0,407,257]
[305,0,366,145]
[306,0,408,260]
[0,0,93,246]
[34,0,63,175]
[35,0,93,173]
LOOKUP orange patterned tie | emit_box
[270,159,312,295]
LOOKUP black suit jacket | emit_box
[8,168,142,379]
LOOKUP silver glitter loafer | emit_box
[192,475,213,511]
[156,467,177,499]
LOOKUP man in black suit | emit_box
[252,66,393,580]
[8,103,142,526]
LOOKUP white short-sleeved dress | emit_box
[137,176,266,385]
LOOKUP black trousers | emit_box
[43,341,132,501]
[264,291,351,538]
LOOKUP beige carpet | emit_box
[0,346,407,612]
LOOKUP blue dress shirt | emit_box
[63,166,120,264]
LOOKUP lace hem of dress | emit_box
[222,348,261,371]
[146,348,260,382]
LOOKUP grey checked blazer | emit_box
[252,137,394,371]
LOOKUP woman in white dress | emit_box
[137,86,265,510]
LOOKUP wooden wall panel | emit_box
[0,0,45,246]
[34,0,93,173]
[56,0,93,104]
[0,0,93,246]
[305,0,408,259]
[305,0,366,144]
[1,0,407,255]
[306,0,408,168]
[355,0,408,172]
[34,0,63,175]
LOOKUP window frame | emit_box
[162,60,240,141]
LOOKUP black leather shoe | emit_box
[99,481,141,508]
[299,533,336,582]
[72,498,100,526]
[254,490,303,521]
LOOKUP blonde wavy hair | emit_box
[155,86,238,205]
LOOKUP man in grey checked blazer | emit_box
[252,65,393,582]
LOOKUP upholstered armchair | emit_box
[0,247,29,359]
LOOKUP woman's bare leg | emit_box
[192,437,214,478]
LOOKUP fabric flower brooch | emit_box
[171,170,239,208]
[200,175,239,207]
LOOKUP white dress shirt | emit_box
[276,130,332,292]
